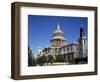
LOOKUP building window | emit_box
[63,48,65,53]
[67,47,69,51]
[64,48,65,52]
[71,46,72,51]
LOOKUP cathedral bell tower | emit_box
[78,25,87,58]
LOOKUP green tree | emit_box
[28,46,33,66]
[55,55,66,62]
[28,46,37,66]
[36,55,47,66]
[48,55,54,64]
[32,56,37,66]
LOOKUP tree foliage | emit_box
[28,46,36,66]
[36,55,47,66]
[32,57,37,66]
[48,55,54,64]
[55,55,66,62]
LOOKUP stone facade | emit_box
[37,23,87,64]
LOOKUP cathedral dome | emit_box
[50,23,67,47]
[52,24,66,40]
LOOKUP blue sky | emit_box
[28,15,88,55]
